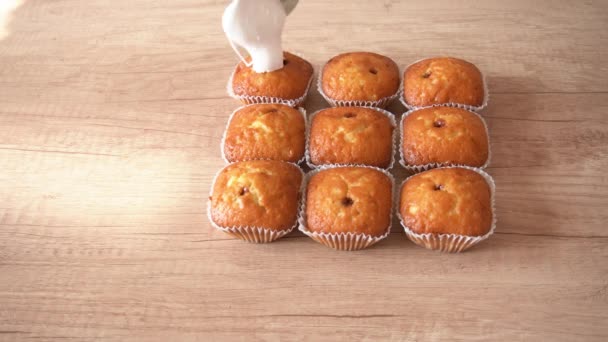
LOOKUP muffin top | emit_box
[231,51,313,100]
[321,52,400,102]
[306,167,392,236]
[309,107,394,168]
[224,104,305,163]
[402,107,488,167]
[403,57,484,108]
[210,160,302,231]
[400,168,492,236]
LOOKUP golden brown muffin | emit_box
[306,167,392,236]
[400,168,492,236]
[309,107,394,168]
[210,160,302,231]
[402,107,489,167]
[223,104,305,163]
[321,52,400,103]
[403,57,484,108]
[231,51,313,103]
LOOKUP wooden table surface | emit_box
[1,0,607,341]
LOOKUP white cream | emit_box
[222,0,288,73]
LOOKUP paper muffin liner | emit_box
[398,107,491,173]
[304,106,397,170]
[398,58,489,112]
[317,63,400,109]
[226,60,314,108]
[220,105,307,165]
[397,166,497,252]
[298,164,395,251]
[207,162,305,243]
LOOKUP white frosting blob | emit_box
[222,0,286,73]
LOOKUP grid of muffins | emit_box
[209,52,495,252]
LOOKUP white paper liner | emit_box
[298,165,395,251]
[227,59,314,108]
[207,162,305,243]
[317,63,400,109]
[396,166,497,253]
[398,107,491,173]
[220,104,307,165]
[398,58,489,112]
[304,106,397,170]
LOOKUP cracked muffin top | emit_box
[305,166,392,236]
[401,106,489,167]
[321,52,400,104]
[403,57,484,108]
[224,104,305,163]
[210,160,303,231]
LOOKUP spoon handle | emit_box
[280,0,298,15]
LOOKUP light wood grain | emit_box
[0,0,607,341]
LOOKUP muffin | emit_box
[209,160,303,243]
[229,51,314,107]
[320,52,400,108]
[300,166,393,250]
[399,167,495,252]
[401,106,489,172]
[402,57,486,110]
[308,107,395,168]
[223,104,305,163]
